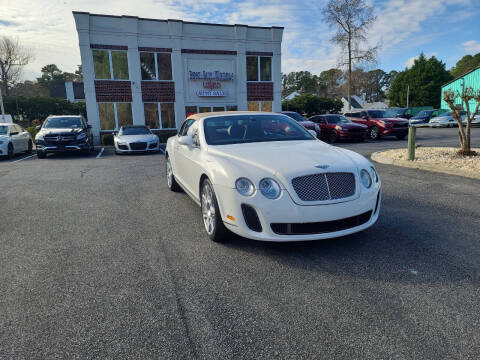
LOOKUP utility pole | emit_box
[406,84,410,108]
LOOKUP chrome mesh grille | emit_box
[291,172,355,201]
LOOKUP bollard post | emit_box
[407,125,416,161]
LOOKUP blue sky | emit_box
[1,0,479,80]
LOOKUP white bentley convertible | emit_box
[166,112,381,242]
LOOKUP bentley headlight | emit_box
[360,169,372,188]
[259,178,281,199]
[370,166,379,183]
[235,178,255,196]
[77,132,87,141]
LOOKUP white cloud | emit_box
[0,0,476,80]
[0,0,185,79]
[462,40,480,54]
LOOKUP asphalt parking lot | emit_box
[1,127,480,359]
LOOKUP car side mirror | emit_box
[178,135,194,146]
[307,130,317,138]
[10,131,19,136]
[36,125,41,131]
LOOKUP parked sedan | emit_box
[309,114,368,143]
[280,111,321,138]
[0,123,33,159]
[409,109,443,125]
[429,111,466,128]
[166,111,381,243]
[114,125,160,154]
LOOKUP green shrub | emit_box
[101,134,114,146]
[26,126,38,139]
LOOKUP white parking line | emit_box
[11,154,37,163]
[96,148,105,159]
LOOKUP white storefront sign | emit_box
[196,90,228,97]
[185,58,236,102]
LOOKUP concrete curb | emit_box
[371,151,480,180]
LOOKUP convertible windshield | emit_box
[44,117,83,129]
[0,126,8,135]
[326,115,350,124]
[119,126,151,135]
[203,114,314,145]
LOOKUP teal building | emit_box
[441,66,480,112]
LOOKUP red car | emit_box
[308,114,368,143]
[344,109,409,140]
[280,111,321,137]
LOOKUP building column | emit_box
[74,13,101,144]
[169,20,185,130]
[235,25,248,111]
[271,27,283,112]
[122,16,144,126]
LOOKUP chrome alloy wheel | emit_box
[201,182,216,235]
[166,157,173,188]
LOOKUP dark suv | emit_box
[35,115,94,158]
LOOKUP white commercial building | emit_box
[73,12,283,143]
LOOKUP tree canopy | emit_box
[37,64,83,87]
[388,53,452,108]
[450,53,480,78]
[282,94,343,116]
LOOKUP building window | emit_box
[140,52,173,81]
[92,49,129,80]
[247,101,272,112]
[144,103,159,128]
[246,56,258,81]
[185,105,238,116]
[246,56,272,82]
[98,102,132,130]
[143,102,176,129]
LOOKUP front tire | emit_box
[7,143,14,159]
[166,156,181,192]
[37,150,46,159]
[328,130,338,143]
[201,178,228,243]
[368,126,380,140]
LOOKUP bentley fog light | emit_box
[259,178,281,199]
[235,178,255,196]
[360,169,372,188]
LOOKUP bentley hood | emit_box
[207,140,364,187]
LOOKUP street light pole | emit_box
[406,84,410,108]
